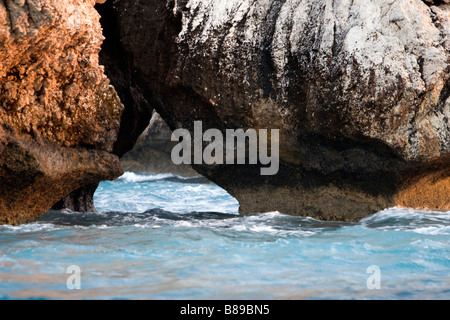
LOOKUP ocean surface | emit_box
[0,172,449,300]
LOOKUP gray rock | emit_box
[101,0,450,220]
[120,111,198,176]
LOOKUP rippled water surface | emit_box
[0,172,449,299]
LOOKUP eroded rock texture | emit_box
[0,0,123,224]
[99,0,449,221]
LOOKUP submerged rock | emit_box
[0,0,123,224]
[99,0,449,221]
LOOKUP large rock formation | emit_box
[0,0,123,224]
[0,0,448,224]
[53,0,157,212]
[99,0,449,221]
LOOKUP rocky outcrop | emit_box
[1,0,447,223]
[53,1,156,212]
[99,0,449,221]
[0,0,123,224]
[120,111,198,176]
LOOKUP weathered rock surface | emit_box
[99,0,449,221]
[53,1,156,212]
[0,0,123,224]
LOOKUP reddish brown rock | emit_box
[0,0,123,224]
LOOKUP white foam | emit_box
[361,207,450,224]
[411,226,450,235]
[248,225,277,233]
[118,172,176,183]
[0,223,60,233]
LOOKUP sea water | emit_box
[0,172,449,300]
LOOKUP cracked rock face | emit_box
[100,0,449,221]
[0,0,124,224]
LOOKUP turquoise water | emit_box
[0,172,449,299]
